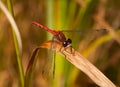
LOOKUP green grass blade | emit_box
[0,1,24,87]
[7,0,24,86]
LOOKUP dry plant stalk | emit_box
[94,15,120,44]
[75,0,86,7]
[93,0,120,44]
[40,40,116,87]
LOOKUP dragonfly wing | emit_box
[42,36,57,78]
[51,36,57,78]
[62,29,107,39]
[62,29,107,50]
[62,29,107,38]
[42,52,52,78]
[62,29,107,33]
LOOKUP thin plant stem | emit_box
[0,1,24,87]
[7,0,24,86]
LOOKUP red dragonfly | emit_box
[32,21,106,78]
[32,21,73,78]
[32,21,72,48]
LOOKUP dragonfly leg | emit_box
[69,45,75,56]
[64,45,75,56]
[59,45,75,57]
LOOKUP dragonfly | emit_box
[32,21,106,78]
[32,21,74,78]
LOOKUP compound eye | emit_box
[67,38,72,44]
[62,41,67,47]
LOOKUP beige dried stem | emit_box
[94,15,120,44]
[75,0,86,7]
[40,40,116,87]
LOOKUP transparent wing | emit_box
[41,36,57,79]
[62,29,108,50]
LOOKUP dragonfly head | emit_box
[62,38,72,47]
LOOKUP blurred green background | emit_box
[0,0,120,87]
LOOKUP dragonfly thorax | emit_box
[54,31,67,42]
